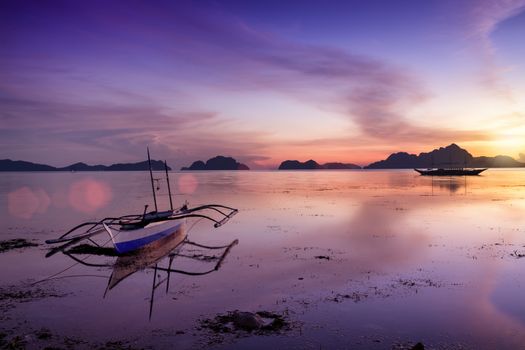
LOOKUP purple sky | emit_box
[1,0,524,168]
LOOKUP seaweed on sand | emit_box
[0,328,142,350]
[0,283,69,318]
[511,250,525,259]
[0,239,38,253]
[0,285,67,302]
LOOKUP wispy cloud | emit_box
[136,4,490,147]
[0,1,502,166]
[0,93,271,167]
[465,0,525,97]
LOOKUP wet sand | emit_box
[1,169,525,349]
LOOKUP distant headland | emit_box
[278,144,524,169]
[364,144,525,169]
[0,159,170,172]
[278,160,361,170]
[181,156,249,171]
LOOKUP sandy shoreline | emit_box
[2,236,524,349]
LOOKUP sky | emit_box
[1,0,524,169]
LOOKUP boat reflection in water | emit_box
[51,225,238,319]
[434,179,464,194]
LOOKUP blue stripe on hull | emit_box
[114,225,180,254]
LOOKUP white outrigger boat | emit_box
[46,149,237,255]
[102,220,184,254]
[48,224,238,319]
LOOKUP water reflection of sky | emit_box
[1,169,525,348]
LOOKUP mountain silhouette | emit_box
[0,159,56,171]
[278,160,361,170]
[278,160,323,170]
[365,144,525,169]
[0,159,170,171]
[322,162,361,169]
[181,156,249,170]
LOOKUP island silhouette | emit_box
[0,159,170,172]
[181,156,249,171]
[364,143,525,169]
[2,144,524,171]
[278,160,361,170]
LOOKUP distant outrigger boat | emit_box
[414,168,487,176]
[46,148,237,255]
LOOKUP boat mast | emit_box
[164,160,173,211]
[147,147,158,212]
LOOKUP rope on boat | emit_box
[34,234,115,285]
[32,274,109,283]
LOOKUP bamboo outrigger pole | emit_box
[164,160,173,211]
[147,147,158,212]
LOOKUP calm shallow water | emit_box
[1,169,525,349]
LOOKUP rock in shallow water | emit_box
[199,310,290,337]
[411,342,425,350]
[232,312,265,331]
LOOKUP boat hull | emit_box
[414,168,487,176]
[103,220,184,254]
